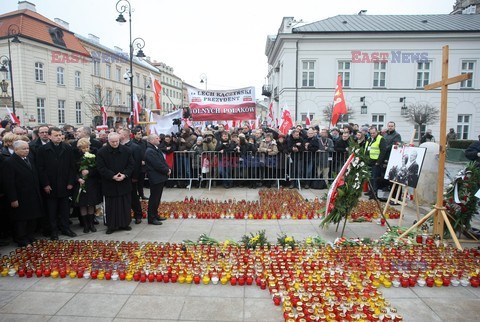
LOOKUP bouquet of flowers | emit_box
[75,152,96,203]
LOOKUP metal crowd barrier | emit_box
[286,151,349,190]
[162,150,350,190]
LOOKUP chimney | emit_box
[88,34,100,44]
[18,1,36,11]
[54,18,70,30]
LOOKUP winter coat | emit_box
[36,141,76,198]
[96,143,134,197]
[3,153,43,221]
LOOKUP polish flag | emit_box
[267,102,274,127]
[6,106,20,125]
[305,111,311,127]
[133,93,141,124]
[331,74,347,126]
[150,72,162,110]
[100,106,107,126]
[279,109,293,135]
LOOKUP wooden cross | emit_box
[398,45,472,250]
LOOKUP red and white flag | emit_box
[331,74,347,126]
[267,102,274,127]
[305,111,311,127]
[6,106,20,125]
[133,93,142,124]
[325,153,355,216]
[279,109,293,135]
[150,72,162,110]
[100,106,107,125]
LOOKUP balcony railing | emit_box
[262,84,272,97]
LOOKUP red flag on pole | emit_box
[267,102,274,127]
[133,94,141,125]
[6,106,20,125]
[305,111,311,127]
[331,74,347,126]
[150,72,162,110]
[279,109,293,135]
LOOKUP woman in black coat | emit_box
[3,141,43,246]
[73,138,102,233]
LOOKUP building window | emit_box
[95,87,101,104]
[74,71,81,88]
[301,113,314,123]
[106,90,112,106]
[56,67,64,85]
[75,101,82,124]
[460,61,475,88]
[58,100,65,124]
[338,61,351,87]
[136,73,140,86]
[37,98,46,123]
[457,114,471,139]
[105,64,111,80]
[35,62,44,82]
[371,114,385,131]
[302,61,315,87]
[373,62,387,87]
[115,66,121,82]
[126,93,131,108]
[416,61,430,88]
[115,91,121,105]
[143,76,147,89]
[93,61,100,76]
[414,124,426,140]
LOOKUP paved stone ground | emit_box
[1,183,479,321]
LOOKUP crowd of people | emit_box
[3,116,478,248]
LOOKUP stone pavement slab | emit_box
[56,293,129,318]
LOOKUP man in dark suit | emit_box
[96,132,135,234]
[120,129,144,224]
[36,127,76,240]
[132,127,148,200]
[3,141,44,246]
[29,125,50,159]
[145,134,171,225]
[407,150,420,188]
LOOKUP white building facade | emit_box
[265,15,480,141]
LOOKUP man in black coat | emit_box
[96,132,135,234]
[29,125,50,160]
[132,127,148,200]
[3,141,44,246]
[288,129,305,188]
[407,150,420,188]
[36,127,76,240]
[145,134,171,225]
[120,129,144,224]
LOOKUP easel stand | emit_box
[397,205,462,250]
[398,45,472,250]
[383,182,420,226]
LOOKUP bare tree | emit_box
[403,103,440,139]
[81,85,114,126]
[322,103,355,125]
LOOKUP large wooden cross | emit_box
[398,45,472,250]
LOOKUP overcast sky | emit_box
[1,0,454,95]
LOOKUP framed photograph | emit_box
[384,146,427,189]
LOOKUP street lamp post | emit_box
[0,24,21,116]
[200,73,207,90]
[115,0,146,129]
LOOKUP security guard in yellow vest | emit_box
[365,127,387,199]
